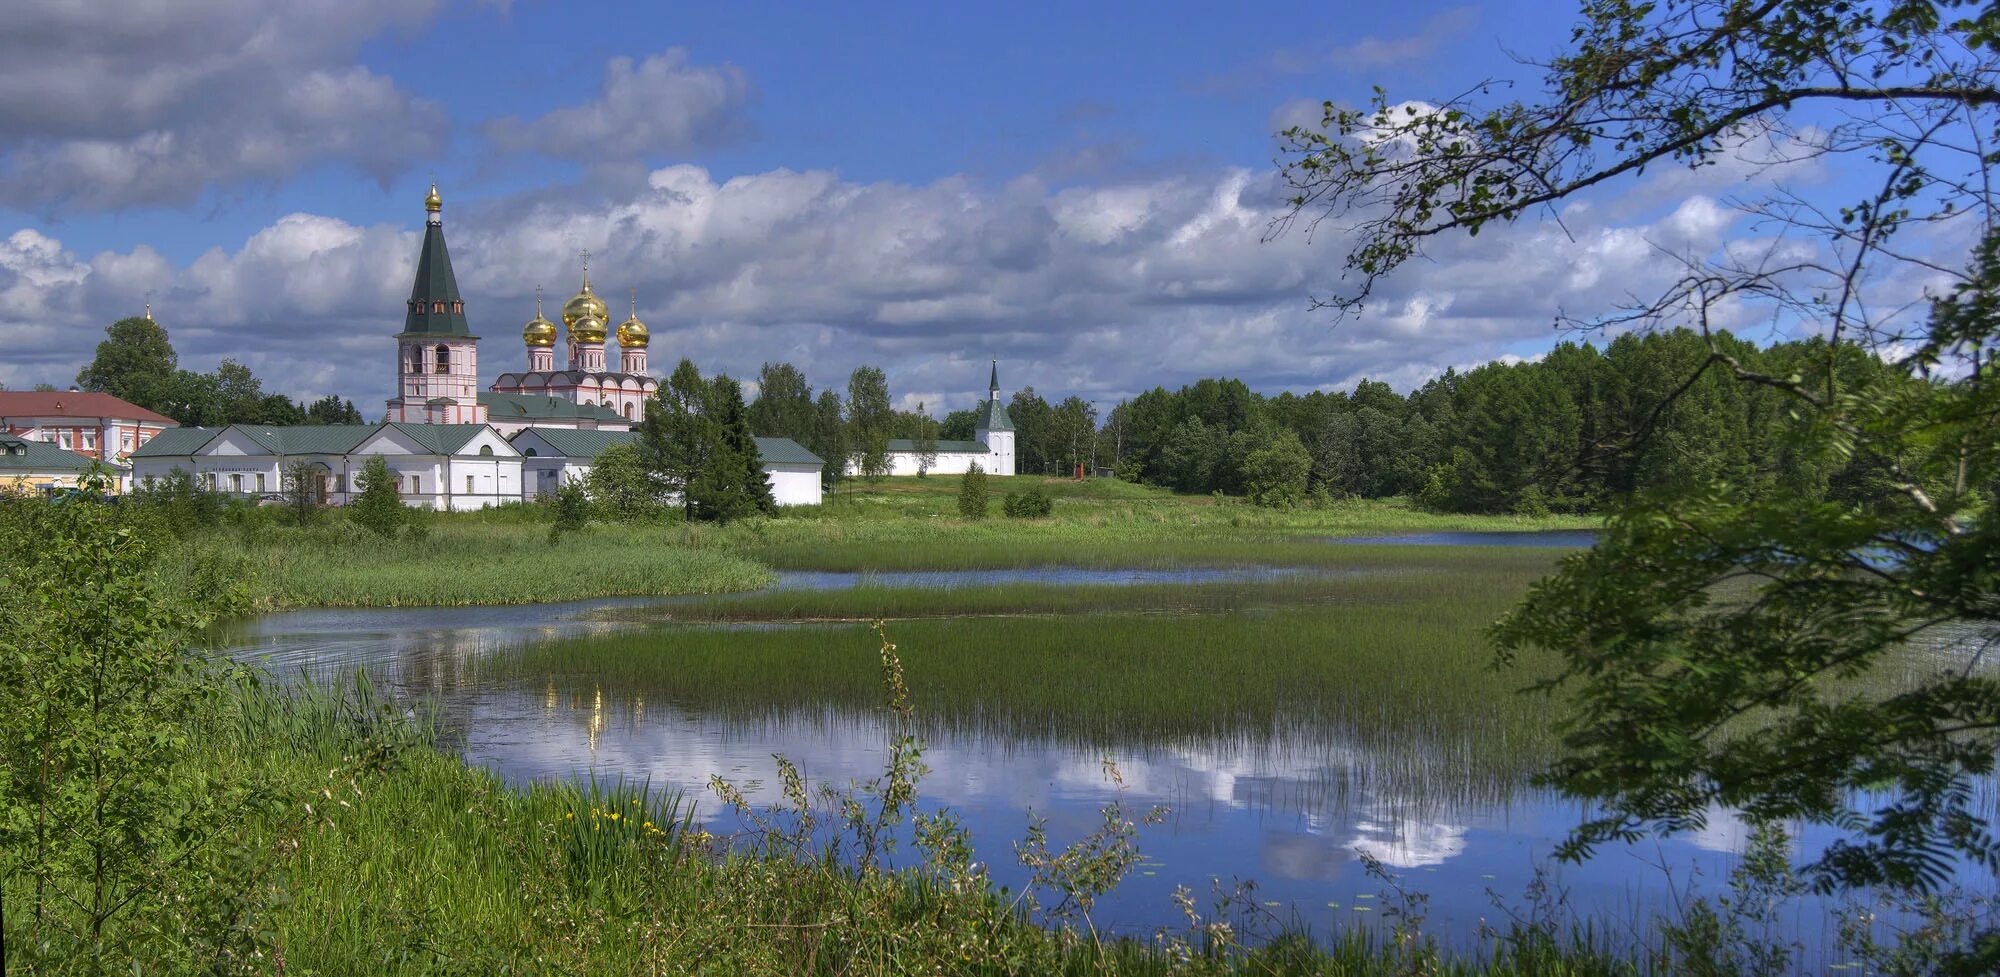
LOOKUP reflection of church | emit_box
[385,185,658,432]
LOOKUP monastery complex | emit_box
[6,185,1016,504]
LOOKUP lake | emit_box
[215,552,1987,965]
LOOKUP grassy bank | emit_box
[178,478,1593,609]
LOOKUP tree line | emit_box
[71,315,364,426]
[1105,328,1965,514]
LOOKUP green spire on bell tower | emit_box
[399,183,475,338]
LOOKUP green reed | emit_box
[203,519,773,608]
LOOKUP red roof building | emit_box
[0,391,177,464]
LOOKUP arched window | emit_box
[623,402,634,419]
[523,448,538,458]
[451,301,463,314]
[478,445,494,456]
[435,345,450,374]
[432,301,445,314]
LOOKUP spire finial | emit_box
[143,290,153,321]
[424,180,442,215]
[629,287,637,318]
[535,284,544,315]
[580,250,591,289]
[989,357,1000,392]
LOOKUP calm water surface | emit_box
[1334,530,1600,548]
[216,562,1984,963]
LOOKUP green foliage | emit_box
[744,361,816,443]
[127,467,227,536]
[349,456,407,539]
[281,458,326,526]
[585,442,663,522]
[686,375,776,523]
[637,359,728,519]
[549,479,591,541]
[847,365,893,479]
[957,463,990,519]
[1241,427,1311,507]
[1002,486,1054,518]
[0,476,279,970]
[75,316,176,403]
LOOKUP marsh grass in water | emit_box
[206,519,773,608]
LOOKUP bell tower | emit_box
[387,183,485,424]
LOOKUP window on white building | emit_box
[466,474,474,494]
[230,474,243,493]
[255,473,266,493]
[58,432,71,449]
[121,433,133,452]
[82,432,95,449]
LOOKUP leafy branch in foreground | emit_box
[1275,0,2000,955]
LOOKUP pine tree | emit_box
[957,463,989,520]
[638,359,720,520]
[686,376,775,522]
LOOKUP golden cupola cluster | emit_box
[561,265,611,345]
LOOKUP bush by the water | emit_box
[1002,487,1053,518]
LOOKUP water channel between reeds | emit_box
[213,533,1991,965]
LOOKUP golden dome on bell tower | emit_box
[424,181,443,214]
[560,252,609,330]
[616,291,650,348]
[523,286,556,348]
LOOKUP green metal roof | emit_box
[479,392,629,423]
[233,425,377,455]
[385,423,490,455]
[885,438,986,453]
[975,397,1013,432]
[512,427,634,460]
[0,434,97,473]
[128,427,221,458]
[399,221,473,338]
[754,437,823,466]
[510,429,822,467]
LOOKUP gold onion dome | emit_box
[523,287,557,347]
[570,312,608,345]
[562,281,609,330]
[523,312,557,347]
[424,182,443,213]
[617,295,649,348]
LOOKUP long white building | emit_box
[853,361,1016,477]
[129,422,823,511]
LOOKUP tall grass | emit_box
[202,519,773,608]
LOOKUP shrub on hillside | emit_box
[1002,488,1053,518]
[957,464,989,520]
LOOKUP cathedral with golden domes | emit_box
[385,184,657,434]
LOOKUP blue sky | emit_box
[0,0,1899,414]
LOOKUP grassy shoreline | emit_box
[198,480,1595,610]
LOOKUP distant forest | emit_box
[746,328,1954,515]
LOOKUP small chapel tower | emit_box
[387,183,485,424]
[975,358,1016,476]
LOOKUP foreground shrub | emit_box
[1002,487,1054,518]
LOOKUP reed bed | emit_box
[497,589,1568,802]
[208,520,773,608]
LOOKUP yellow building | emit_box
[0,433,107,495]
